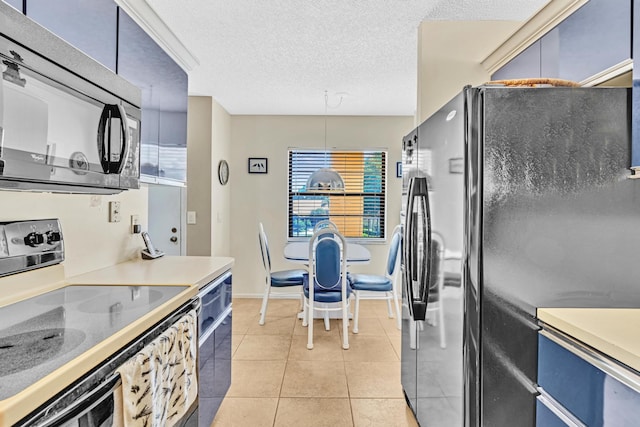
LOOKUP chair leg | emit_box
[386,294,393,318]
[302,298,308,327]
[438,303,446,349]
[353,291,360,334]
[259,284,271,325]
[392,290,401,330]
[342,300,349,350]
[323,307,330,331]
[307,299,314,350]
[298,288,304,311]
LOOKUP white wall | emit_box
[229,115,413,297]
[0,187,148,277]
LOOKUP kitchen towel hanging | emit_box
[116,309,198,427]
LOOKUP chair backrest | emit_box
[385,225,402,277]
[428,232,445,300]
[308,227,348,298]
[313,220,338,233]
[258,222,272,275]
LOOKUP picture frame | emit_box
[396,161,402,178]
[449,157,463,174]
[248,157,268,174]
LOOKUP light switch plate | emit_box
[187,211,196,224]
[109,201,121,223]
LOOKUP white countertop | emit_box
[67,256,234,289]
[538,308,640,373]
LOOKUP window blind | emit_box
[288,149,386,239]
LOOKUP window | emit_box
[288,149,387,240]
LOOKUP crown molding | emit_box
[115,0,199,72]
[580,59,633,87]
[482,0,589,75]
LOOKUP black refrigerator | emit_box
[400,85,640,427]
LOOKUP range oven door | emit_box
[0,19,140,193]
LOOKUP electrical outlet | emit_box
[109,201,121,223]
[130,214,140,233]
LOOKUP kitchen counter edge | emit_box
[537,307,640,373]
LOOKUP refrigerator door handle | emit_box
[403,177,416,318]
[404,176,431,321]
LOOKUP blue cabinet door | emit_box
[4,0,22,12]
[538,333,640,427]
[26,0,117,71]
[491,40,541,81]
[117,9,187,182]
[540,0,631,82]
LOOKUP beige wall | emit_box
[186,96,232,257]
[229,115,413,297]
[211,100,232,256]
[186,96,212,256]
[0,187,148,277]
[417,21,521,122]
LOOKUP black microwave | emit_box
[0,2,141,194]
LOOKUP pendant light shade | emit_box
[306,167,345,191]
[306,91,345,192]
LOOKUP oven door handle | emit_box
[39,373,121,427]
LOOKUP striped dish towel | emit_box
[116,309,198,427]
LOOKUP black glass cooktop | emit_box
[0,285,185,400]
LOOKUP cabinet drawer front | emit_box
[538,332,640,426]
[536,396,579,427]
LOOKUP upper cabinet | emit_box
[118,10,188,183]
[492,0,631,84]
[4,0,22,12]
[26,0,118,72]
[491,40,541,81]
[540,0,631,83]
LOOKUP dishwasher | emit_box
[197,270,233,427]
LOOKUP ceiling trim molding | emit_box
[482,0,589,75]
[580,59,633,87]
[115,0,199,72]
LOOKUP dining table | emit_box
[283,241,371,264]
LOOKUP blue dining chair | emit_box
[258,222,306,325]
[302,227,351,350]
[349,224,402,333]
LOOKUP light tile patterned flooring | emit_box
[211,298,419,427]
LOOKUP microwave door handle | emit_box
[97,105,130,174]
[115,104,131,174]
[97,105,111,173]
[403,177,416,318]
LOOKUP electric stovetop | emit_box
[0,285,185,400]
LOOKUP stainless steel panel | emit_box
[479,87,633,427]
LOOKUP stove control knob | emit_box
[24,232,45,247]
[46,231,61,244]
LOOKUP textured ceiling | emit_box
[147,0,549,115]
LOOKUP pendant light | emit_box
[305,91,345,191]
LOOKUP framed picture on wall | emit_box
[248,157,268,174]
[396,162,402,178]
